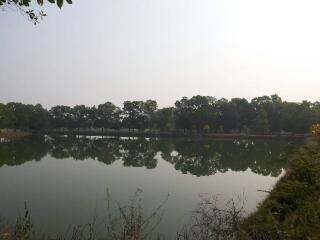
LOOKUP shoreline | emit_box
[0,130,31,138]
[240,137,320,239]
[44,129,310,139]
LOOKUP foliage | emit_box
[310,123,320,138]
[0,0,71,24]
[94,102,121,130]
[4,103,49,131]
[1,94,320,134]
[121,100,158,131]
[0,202,36,240]
[154,107,175,131]
[241,138,320,240]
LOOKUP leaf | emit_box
[22,0,30,6]
[57,0,63,8]
[37,0,43,6]
[47,0,55,3]
[66,0,72,3]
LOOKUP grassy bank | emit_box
[0,130,31,138]
[241,137,320,240]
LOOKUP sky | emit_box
[1,0,320,108]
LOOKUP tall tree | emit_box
[174,97,194,131]
[122,101,147,131]
[216,98,239,133]
[28,104,50,130]
[251,108,270,134]
[144,100,158,129]
[49,105,74,130]
[155,107,175,131]
[95,102,121,130]
[0,104,10,129]
[72,105,93,130]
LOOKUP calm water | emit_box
[0,136,299,238]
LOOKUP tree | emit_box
[0,104,10,129]
[122,101,147,131]
[95,102,121,130]
[251,94,283,133]
[28,104,50,131]
[143,100,158,129]
[251,108,269,134]
[188,95,216,132]
[281,101,314,133]
[5,102,30,130]
[154,107,175,131]
[230,98,253,132]
[49,105,74,130]
[174,97,193,131]
[72,105,93,130]
[121,100,157,131]
[216,98,238,133]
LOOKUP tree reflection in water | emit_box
[0,136,300,177]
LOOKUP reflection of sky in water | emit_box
[0,137,298,239]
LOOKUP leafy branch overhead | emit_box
[0,0,72,8]
[0,0,72,24]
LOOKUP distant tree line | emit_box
[0,94,320,134]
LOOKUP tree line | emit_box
[0,94,320,134]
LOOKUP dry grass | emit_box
[0,130,30,138]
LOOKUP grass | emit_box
[240,137,320,240]
[0,130,30,138]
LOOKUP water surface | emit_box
[0,136,299,238]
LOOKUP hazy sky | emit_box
[1,0,320,108]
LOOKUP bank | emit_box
[0,129,31,138]
[240,137,320,240]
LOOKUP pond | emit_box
[0,136,300,239]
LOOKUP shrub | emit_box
[310,123,320,137]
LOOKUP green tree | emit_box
[174,97,193,131]
[72,105,93,130]
[216,98,238,133]
[95,102,121,130]
[5,102,30,130]
[251,108,269,134]
[154,107,175,131]
[188,95,216,132]
[49,105,74,130]
[121,100,157,131]
[0,103,10,129]
[122,101,147,131]
[230,98,253,132]
[28,104,50,131]
[143,100,158,129]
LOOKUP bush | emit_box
[310,123,320,138]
